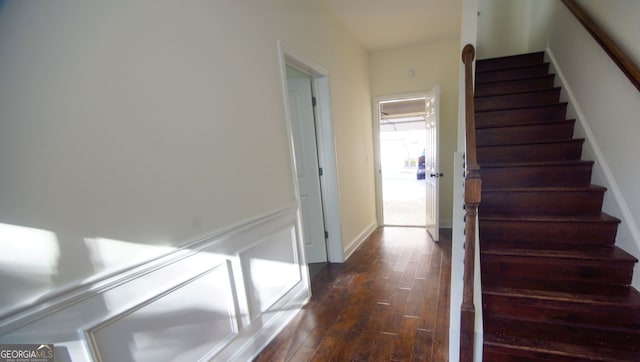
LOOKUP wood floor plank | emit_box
[411,328,435,362]
[253,227,452,362]
[392,315,421,361]
[433,239,452,362]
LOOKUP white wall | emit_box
[547,0,640,288]
[0,0,375,318]
[368,40,461,227]
[477,0,529,59]
[476,0,554,59]
[577,0,640,67]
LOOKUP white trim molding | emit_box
[277,40,345,263]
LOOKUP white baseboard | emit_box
[343,221,378,261]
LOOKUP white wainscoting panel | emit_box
[240,227,301,320]
[0,206,309,361]
[87,262,237,362]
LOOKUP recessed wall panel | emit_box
[240,227,301,319]
[87,263,237,362]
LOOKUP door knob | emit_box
[430,173,444,178]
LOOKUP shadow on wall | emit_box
[0,222,177,318]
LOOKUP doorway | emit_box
[278,42,344,270]
[286,65,327,265]
[374,87,441,240]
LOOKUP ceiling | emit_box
[322,0,463,51]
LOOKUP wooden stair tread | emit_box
[476,63,550,80]
[481,245,637,262]
[475,87,562,99]
[483,284,640,306]
[477,138,583,147]
[475,88,562,112]
[485,317,640,348]
[476,52,545,72]
[479,212,620,223]
[476,119,575,130]
[483,184,606,192]
[479,159,594,168]
[484,333,640,362]
[476,101,567,113]
[475,73,554,86]
[481,276,637,297]
[475,75,556,97]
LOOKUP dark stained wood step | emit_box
[484,317,640,354]
[475,88,562,112]
[479,160,594,188]
[481,247,636,285]
[477,139,584,163]
[476,52,545,72]
[483,284,640,330]
[475,75,556,97]
[478,213,620,245]
[476,50,640,362]
[481,275,638,298]
[477,120,575,146]
[480,185,606,216]
[476,103,568,128]
[476,63,550,84]
[484,333,640,362]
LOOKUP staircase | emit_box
[475,52,640,361]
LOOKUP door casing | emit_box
[278,41,344,263]
[286,68,327,263]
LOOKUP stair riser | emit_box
[481,256,634,285]
[476,104,568,128]
[475,76,556,97]
[477,122,575,146]
[479,220,618,245]
[476,52,545,72]
[475,89,561,112]
[483,294,640,330]
[480,189,605,215]
[483,347,586,362]
[480,164,593,188]
[484,319,640,352]
[477,64,550,83]
[477,141,583,163]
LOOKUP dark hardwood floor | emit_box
[254,227,452,361]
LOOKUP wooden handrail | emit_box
[460,44,481,362]
[562,0,640,93]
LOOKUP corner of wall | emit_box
[343,221,378,261]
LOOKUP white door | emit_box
[286,66,327,263]
[425,86,441,241]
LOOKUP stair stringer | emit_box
[546,48,640,290]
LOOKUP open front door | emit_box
[425,85,441,241]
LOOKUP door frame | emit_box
[372,91,431,227]
[277,41,344,263]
